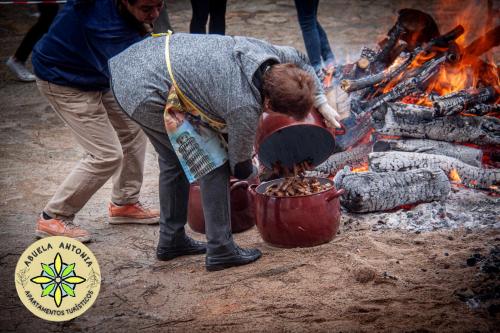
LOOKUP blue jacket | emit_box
[32,0,144,91]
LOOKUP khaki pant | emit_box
[37,80,147,218]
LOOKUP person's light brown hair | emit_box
[262,63,315,120]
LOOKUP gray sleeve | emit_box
[272,45,328,108]
[226,106,260,174]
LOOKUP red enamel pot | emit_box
[255,108,345,170]
[188,178,258,234]
[249,177,344,248]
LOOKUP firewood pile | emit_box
[314,8,500,213]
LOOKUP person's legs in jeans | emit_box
[294,0,322,73]
[14,4,59,63]
[190,0,209,34]
[317,21,335,67]
[208,0,227,35]
[8,4,59,81]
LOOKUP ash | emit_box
[342,185,499,232]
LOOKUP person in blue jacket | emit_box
[32,0,164,243]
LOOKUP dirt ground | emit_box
[0,1,499,332]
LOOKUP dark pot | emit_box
[255,108,345,170]
[249,177,344,248]
[188,178,257,234]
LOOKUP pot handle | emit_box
[230,180,250,192]
[248,184,258,198]
[334,123,346,136]
[325,188,345,202]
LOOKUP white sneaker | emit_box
[6,57,36,82]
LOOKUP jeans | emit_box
[294,0,335,73]
[140,126,234,251]
[15,4,59,62]
[189,0,227,35]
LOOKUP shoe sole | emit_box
[108,216,159,225]
[157,248,206,261]
[206,254,262,272]
[35,230,92,243]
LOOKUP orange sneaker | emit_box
[36,216,91,243]
[108,202,160,225]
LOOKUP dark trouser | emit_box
[14,4,59,62]
[189,0,227,35]
[153,2,173,33]
[293,0,334,72]
[141,126,234,252]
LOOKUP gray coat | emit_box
[109,33,327,173]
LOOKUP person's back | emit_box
[32,0,145,90]
[110,32,330,171]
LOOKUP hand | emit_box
[318,103,341,128]
[326,84,351,120]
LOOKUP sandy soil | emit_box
[0,1,499,332]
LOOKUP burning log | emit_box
[333,167,450,213]
[446,42,462,64]
[341,53,412,93]
[417,25,465,53]
[306,144,372,177]
[369,151,500,189]
[396,9,440,50]
[377,107,500,146]
[360,55,447,113]
[373,22,405,67]
[373,138,483,167]
[433,86,497,116]
[372,9,440,69]
[347,25,464,96]
[463,25,500,60]
[356,47,377,70]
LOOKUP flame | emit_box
[489,185,499,197]
[352,164,369,173]
[378,1,499,104]
[449,169,461,182]
[429,0,499,97]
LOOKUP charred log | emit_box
[335,111,374,151]
[306,144,372,177]
[374,23,405,66]
[376,108,500,146]
[463,25,500,60]
[369,151,500,189]
[373,138,483,167]
[358,47,377,67]
[341,53,411,93]
[396,9,440,51]
[446,42,462,63]
[466,103,500,116]
[384,102,436,123]
[333,167,450,213]
[361,55,446,112]
[433,86,497,116]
